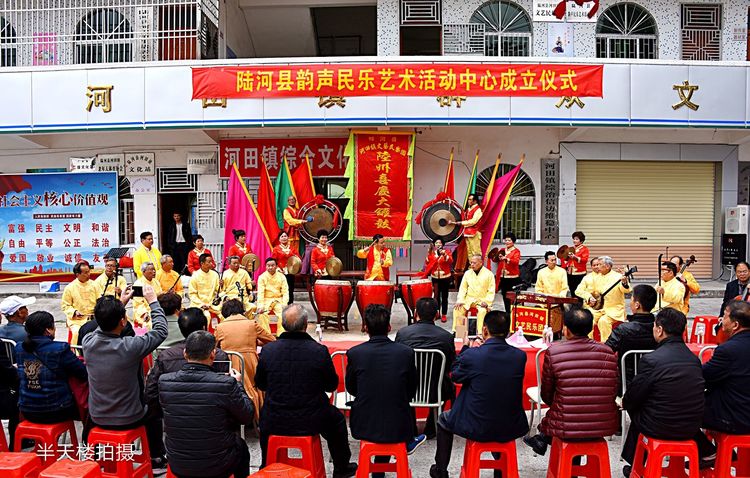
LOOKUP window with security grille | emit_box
[475,164,535,242]
[470,0,531,57]
[595,2,658,59]
[681,4,722,61]
[76,9,133,64]
[0,17,16,67]
[119,178,135,245]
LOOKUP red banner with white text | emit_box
[219,138,348,178]
[193,63,603,99]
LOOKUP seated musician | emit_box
[133,262,164,329]
[575,256,628,342]
[256,258,289,335]
[188,253,221,326]
[61,261,100,344]
[453,254,495,334]
[272,231,301,305]
[311,231,335,277]
[671,255,699,316]
[562,231,589,300]
[535,251,569,297]
[95,257,127,298]
[356,234,393,281]
[654,261,685,313]
[221,256,255,314]
[155,255,184,298]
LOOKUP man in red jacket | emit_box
[523,306,619,455]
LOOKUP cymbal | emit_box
[556,245,571,260]
[488,247,500,262]
[325,257,343,277]
[286,255,302,275]
[241,253,260,272]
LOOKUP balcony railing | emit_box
[0,0,218,67]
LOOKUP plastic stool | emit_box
[87,426,152,478]
[690,316,720,344]
[250,463,313,477]
[630,434,699,478]
[166,465,234,478]
[0,452,43,477]
[547,437,611,478]
[14,420,79,465]
[267,435,325,478]
[356,441,412,478]
[703,432,750,478]
[40,459,102,477]
[459,439,519,478]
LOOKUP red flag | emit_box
[291,154,316,206]
[257,158,281,243]
[443,148,455,200]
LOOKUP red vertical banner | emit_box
[353,134,412,240]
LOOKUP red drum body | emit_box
[399,279,433,310]
[356,281,395,317]
[314,280,354,317]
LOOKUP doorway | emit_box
[159,193,197,254]
[313,178,357,271]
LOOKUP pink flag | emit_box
[479,160,524,256]
[224,163,273,280]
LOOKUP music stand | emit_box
[103,247,130,261]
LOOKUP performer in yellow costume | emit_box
[222,255,255,314]
[133,231,162,279]
[535,251,569,297]
[133,262,163,328]
[61,261,101,344]
[283,196,307,253]
[450,194,483,259]
[256,258,289,335]
[671,255,700,315]
[356,234,393,281]
[94,257,127,298]
[654,261,686,313]
[155,254,184,297]
[453,254,496,334]
[188,253,221,326]
[575,256,629,342]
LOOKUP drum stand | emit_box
[307,276,355,332]
[401,283,417,325]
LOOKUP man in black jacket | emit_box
[165,212,192,273]
[159,331,253,478]
[255,303,357,478]
[621,308,704,476]
[606,284,658,390]
[719,261,750,317]
[395,297,455,438]
[429,310,528,478]
[694,299,750,461]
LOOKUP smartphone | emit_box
[132,285,143,297]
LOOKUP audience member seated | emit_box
[0,296,35,344]
[395,297,456,438]
[429,311,528,478]
[255,304,357,478]
[693,300,750,464]
[15,311,87,427]
[605,284,658,390]
[215,299,275,420]
[524,307,618,455]
[159,331,253,478]
[347,304,424,477]
[621,308,704,477]
[0,342,18,449]
[158,292,185,348]
[82,285,168,472]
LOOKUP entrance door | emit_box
[159,193,197,263]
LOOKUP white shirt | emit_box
[175,222,185,243]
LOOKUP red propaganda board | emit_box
[219,138,348,178]
[354,134,411,239]
[511,306,549,337]
[193,63,604,99]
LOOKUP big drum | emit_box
[313,280,354,331]
[399,278,433,324]
[356,280,395,331]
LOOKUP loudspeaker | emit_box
[725,206,749,234]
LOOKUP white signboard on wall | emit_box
[96,154,125,175]
[534,0,598,22]
[124,152,155,176]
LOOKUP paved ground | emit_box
[2,284,724,477]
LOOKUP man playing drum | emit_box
[222,255,255,313]
[356,234,393,281]
[453,254,496,335]
[256,257,289,335]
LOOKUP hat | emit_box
[0,296,36,316]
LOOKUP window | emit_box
[681,4,722,61]
[75,9,133,64]
[470,0,531,57]
[399,0,442,55]
[119,178,134,245]
[0,17,16,66]
[474,164,535,242]
[596,3,658,59]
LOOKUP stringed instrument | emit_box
[677,255,697,299]
[590,266,637,310]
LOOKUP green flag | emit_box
[274,156,296,230]
[464,150,479,207]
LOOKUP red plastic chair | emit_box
[547,437,611,478]
[13,420,79,465]
[355,441,411,478]
[0,427,8,452]
[167,465,234,478]
[267,435,325,478]
[690,316,720,344]
[459,439,519,478]
[87,426,152,478]
[0,452,43,477]
[630,434,699,478]
[39,459,102,477]
[250,463,312,477]
[702,432,750,478]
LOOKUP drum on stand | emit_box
[398,279,434,325]
[356,280,395,332]
[312,280,354,332]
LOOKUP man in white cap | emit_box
[0,296,36,344]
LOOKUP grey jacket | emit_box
[82,301,168,426]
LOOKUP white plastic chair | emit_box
[330,351,353,411]
[526,347,547,436]
[619,349,654,445]
[699,345,718,364]
[224,350,246,380]
[410,349,447,428]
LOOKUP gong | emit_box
[298,198,343,243]
[419,199,464,244]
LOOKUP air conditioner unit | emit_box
[725,206,749,234]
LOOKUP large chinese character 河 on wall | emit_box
[0,172,118,281]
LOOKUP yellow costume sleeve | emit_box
[684,271,700,295]
[133,248,145,278]
[284,208,306,226]
[460,208,483,227]
[383,249,393,268]
[281,274,289,305]
[356,249,369,259]
[61,283,77,321]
